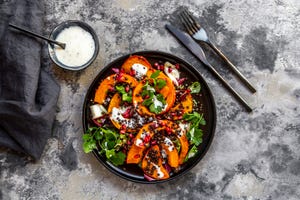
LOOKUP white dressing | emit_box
[132,63,148,79]
[164,62,180,86]
[54,26,95,67]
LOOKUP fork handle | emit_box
[204,62,253,112]
[207,41,257,93]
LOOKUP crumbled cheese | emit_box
[164,137,175,151]
[90,104,107,119]
[178,122,190,137]
[132,63,148,79]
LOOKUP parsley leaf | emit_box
[150,70,161,79]
[187,127,203,146]
[142,98,153,106]
[156,79,166,89]
[82,127,127,166]
[115,85,132,103]
[115,85,126,94]
[122,92,132,102]
[188,82,201,94]
[109,151,126,166]
[183,112,206,127]
[183,111,206,147]
[149,103,163,114]
[184,145,198,162]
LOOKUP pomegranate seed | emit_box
[109,86,115,92]
[120,68,125,73]
[116,73,123,81]
[122,108,133,118]
[177,78,186,85]
[129,133,134,138]
[130,69,136,76]
[159,121,165,126]
[175,63,180,69]
[166,127,172,134]
[125,85,130,92]
[154,62,159,68]
[121,124,127,130]
[144,135,150,143]
[120,129,126,134]
[151,122,159,128]
[134,154,140,159]
[186,88,191,93]
[127,141,131,145]
[139,142,144,147]
[168,67,173,73]
[112,68,119,73]
[144,95,150,99]
[151,140,157,145]
[177,115,183,119]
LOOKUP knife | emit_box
[165,24,253,112]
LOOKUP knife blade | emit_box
[165,24,253,112]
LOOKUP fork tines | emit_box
[180,9,201,35]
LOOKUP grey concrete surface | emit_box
[1,0,300,199]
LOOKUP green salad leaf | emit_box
[115,85,132,103]
[188,82,201,94]
[150,70,160,79]
[184,145,198,162]
[82,127,127,166]
[183,111,206,161]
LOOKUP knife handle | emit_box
[205,63,253,112]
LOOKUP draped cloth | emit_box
[0,0,60,160]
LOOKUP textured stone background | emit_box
[1,0,300,199]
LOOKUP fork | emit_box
[180,9,256,93]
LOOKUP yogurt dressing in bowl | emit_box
[48,20,99,71]
[54,26,95,67]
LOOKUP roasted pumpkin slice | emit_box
[94,73,138,104]
[142,145,170,180]
[169,93,193,120]
[107,93,122,129]
[127,120,188,166]
[126,123,154,164]
[178,132,189,165]
[121,55,152,79]
[133,70,176,116]
[159,120,189,165]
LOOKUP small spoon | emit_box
[9,23,66,49]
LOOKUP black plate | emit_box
[82,51,216,183]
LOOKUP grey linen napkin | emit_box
[0,0,60,160]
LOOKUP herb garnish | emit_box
[82,127,126,166]
[183,112,206,160]
[116,85,132,102]
[141,80,166,114]
[188,82,201,94]
[150,70,167,90]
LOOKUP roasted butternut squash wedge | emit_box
[169,93,193,120]
[126,123,154,164]
[121,55,152,78]
[161,137,179,168]
[126,120,188,167]
[142,145,169,180]
[94,73,138,104]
